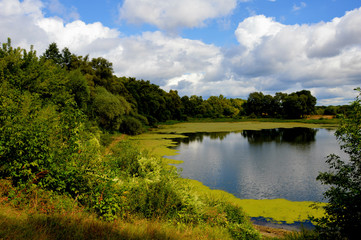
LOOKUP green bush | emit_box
[100,141,201,222]
[119,116,144,135]
[204,201,261,240]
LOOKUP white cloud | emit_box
[37,18,120,54]
[107,31,224,87]
[232,8,361,103]
[235,15,284,50]
[118,0,237,32]
[0,0,48,51]
[1,0,361,105]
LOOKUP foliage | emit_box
[244,90,316,119]
[119,116,144,135]
[122,78,182,125]
[315,88,361,239]
[92,86,131,131]
[181,95,245,119]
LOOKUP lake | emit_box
[167,128,346,202]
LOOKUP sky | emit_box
[1,0,361,105]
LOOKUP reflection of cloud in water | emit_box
[170,128,346,202]
[177,138,223,185]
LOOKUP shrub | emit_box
[119,116,144,135]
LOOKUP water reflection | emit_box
[241,128,318,145]
[174,128,318,145]
[173,132,231,144]
[167,128,345,202]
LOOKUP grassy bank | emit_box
[1,132,261,240]
[0,188,233,240]
[130,121,328,224]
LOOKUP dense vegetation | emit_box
[0,39,262,239]
[1,39,358,239]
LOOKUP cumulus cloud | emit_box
[37,18,120,55]
[232,8,361,103]
[1,0,361,105]
[0,0,120,56]
[235,15,284,50]
[108,31,224,87]
[118,0,237,32]
[0,0,49,51]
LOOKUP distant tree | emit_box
[207,95,224,118]
[298,90,317,115]
[166,90,182,120]
[91,57,113,86]
[245,92,265,117]
[61,47,72,69]
[283,90,316,118]
[315,88,361,239]
[282,93,302,118]
[43,42,62,64]
[324,106,337,115]
[230,98,246,117]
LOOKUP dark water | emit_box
[166,128,346,202]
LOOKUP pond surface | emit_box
[167,128,346,202]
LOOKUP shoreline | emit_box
[130,121,327,227]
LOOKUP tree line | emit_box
[3,39,349,137]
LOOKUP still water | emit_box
[167,128,346,202]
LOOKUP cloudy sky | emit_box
[1,0,361,105]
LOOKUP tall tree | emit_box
[42,42,62,64]
[315,88,361,239]
[283,90,316,118]
[245,92,265,117]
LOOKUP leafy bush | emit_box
[99,141,202,222]
[202,200,261,240]
[119,116,144,135]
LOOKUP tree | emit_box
[91,57,113,87]
[315,88,361,239]
[42,42,62,64]
[61,47,72,69]
[245,92,265,117]
[283,90,316,118]
[92,86,130,130]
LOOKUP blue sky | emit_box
[1,0,361,105]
